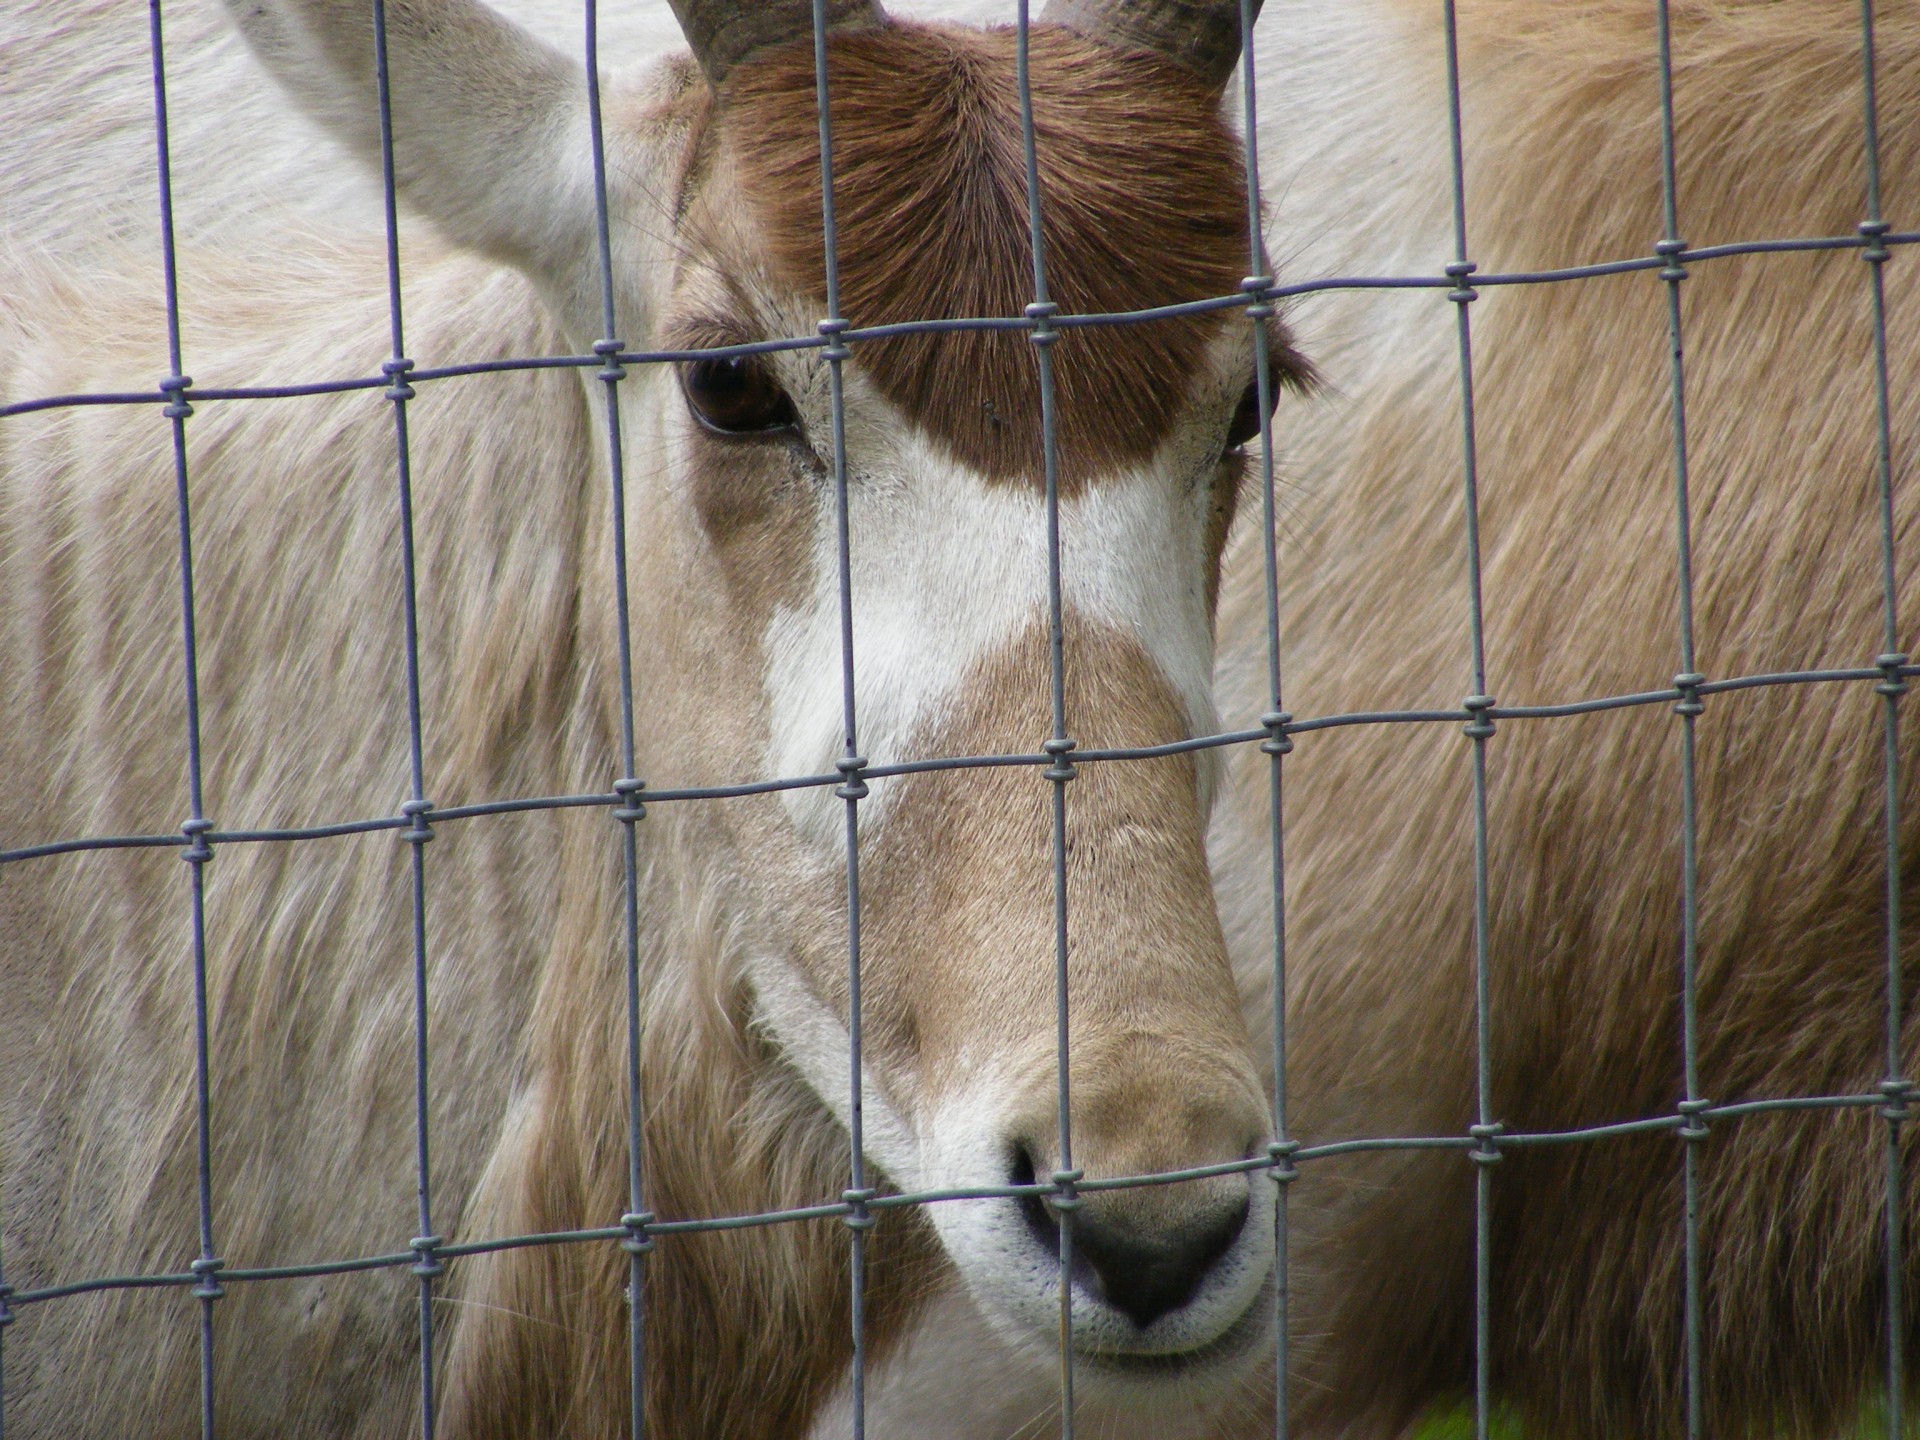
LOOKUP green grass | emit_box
[1407,1399,1916,1440]
[1409,1405,1525,1440]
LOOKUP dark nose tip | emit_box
[1011,1146,1249,1330]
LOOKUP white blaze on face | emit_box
[762,431,1224,852]
[750,425,1274,1368]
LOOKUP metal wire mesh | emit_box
[0,1,1913,1438]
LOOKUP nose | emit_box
[1011,1144,1252,1329]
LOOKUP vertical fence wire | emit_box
[576,3,653,1434]
[803,10,876,1439]
[1859,2,1913,1435]
[365,4,443,1432]
[146,3,227,1436]
[1650,6,1710,1437]
[1011,6,1080,1433]
[1234,5,1298,1437]
[1435,5,1502,1440]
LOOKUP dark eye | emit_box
[1224,377,1277,453]
[681,356,799,437]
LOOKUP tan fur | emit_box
[1,5,1274,1437]
[1208,1,1920,1435]
[0,205,954,1440]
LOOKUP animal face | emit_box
[596,18,1299,1373]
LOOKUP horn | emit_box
[669,0,886,87]
[1040,0,1258,89]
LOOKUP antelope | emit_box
[14,0,1917,1436]
[827,0,1920,1436]
[0,0,1303,1436]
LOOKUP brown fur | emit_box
[721,21,1307,488]
[1209,1,1920,1436]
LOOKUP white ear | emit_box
[222,0,593,278]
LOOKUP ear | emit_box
[221,0,593,278]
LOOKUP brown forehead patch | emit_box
[716,21,1302,487]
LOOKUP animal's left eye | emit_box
[681,356,800,437]
[1224,378,1277,453]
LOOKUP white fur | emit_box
[765,425,1227,853]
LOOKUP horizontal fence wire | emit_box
[6,1091,1901,1307]
[0,0,1910,1437]
[9,234,1920,422]
[4,669,1910,865]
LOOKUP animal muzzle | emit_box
[982,1045,1276,1368]
[906,1018,1273,1373]
[853,614,1274,1370]
[1010,1142,1252,1330]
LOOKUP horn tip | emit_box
[1039,0,1257,89]
[674,0,888,88]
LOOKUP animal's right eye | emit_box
[681,356,799,437]
[1223,378,1276,454]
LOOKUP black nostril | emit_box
[1072,1195,1247,1329]
[1011,1143,1060,1256]
[1007,1145,1248,1330]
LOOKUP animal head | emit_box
[229,0,1303,1383]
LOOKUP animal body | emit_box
[0,0,1293,1435]
[1217,4,1920,1435]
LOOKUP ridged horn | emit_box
[668,0,887,87]
[1040,0,1258,89]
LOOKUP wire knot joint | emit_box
[190,1254,226,1300]
[841,1187,878,1232]
[1266,1138,1300,1184]
[1049,1168,1085,1213]
[1025,300,1061,347]
[817,316,852,364]
[835,754,870,802]
[1654,237,1689,282]
[621,1210,657,1255]
[1043,736,1078,782]
[1673,671,1706,718]
[594,336,628,382]
[382,357,416,402]
[1860,218,1892,264]
[1261,710,1294,756]
[1878,653,1909,700]
[1444,260,1478,304]
[401,797,435,845]
[613,776,647,824]
[158,373,194,420]
[409,1233,445,1279]
[1462,695,1497,740]
[1882,1079,1914,1124]
[179,815,214,865]
[1468,1122,1505,1167]
[1676,1097,1711,1142]
[1241,275,1277,320]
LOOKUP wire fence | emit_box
[0,1,1912,1438]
